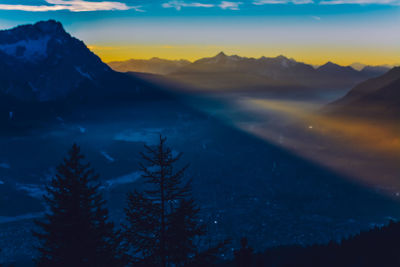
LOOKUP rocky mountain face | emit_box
[0,20,172,135]
[0,20,112,101]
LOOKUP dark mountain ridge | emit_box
[325,67,400,118]
[0,20,112,101]
[0,20,172,134]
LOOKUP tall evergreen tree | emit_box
[234,237,254,267]
[33,144,124,267]
[123,135,221,267]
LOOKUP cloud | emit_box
[162,1,243,10]
[162,1,214,10]
[311,15,321,20]
[253,0,400,4]
[320,0,400,4]
[0,0,140,12]
[219,1,243,10]
[253,0,313,4]
[321,0,400,4]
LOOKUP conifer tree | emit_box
[123,135,221,267]
[234,237,254,267]
[33,144,124,267]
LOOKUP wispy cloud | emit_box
[311,15,321,20]
[320,0,400,4]
[219,1,243,10]
[162,1,244,10]
[162,1,214,10]
[0,0,141,12]
[253,0,313,4]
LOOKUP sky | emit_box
[0,0,399,65]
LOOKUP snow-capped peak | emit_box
[0,36,50,62]
[0,20,67,63]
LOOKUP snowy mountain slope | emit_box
[0,20,111,101]
[0,21,173,135]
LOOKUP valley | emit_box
[0,20,399,266]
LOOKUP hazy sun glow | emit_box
[194,96,400,193]
[1,0,399,66]
[88,43,399,66]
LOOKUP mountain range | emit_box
[0,20,397,122]
[108,57,191,75]
[174,53,391,95]
[1,20,400,265]
[0,20,392,104]
[350,62,394,72]
[110,52,391,92]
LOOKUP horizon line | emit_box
[98,51,398,69]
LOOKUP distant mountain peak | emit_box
[276,55,289,60]
[216,51,227,57]
[108,57,191,75]
[198,51,243,65]
[321,61,338,67]
[317,61,357,73]
[148,57,190,64]
[274,55,297,68]
[350,62,366,71]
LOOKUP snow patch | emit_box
[78,126,86,133]
[28,82,39,92]
[0,36,50,62]
[0,212,44,224]
[75,66,93,80]
[101,151,115,163]
[114,128,163,145]
[0,163,10,169]
[16,183,46,198]
[106,171,141,187]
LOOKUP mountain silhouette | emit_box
[0,20,111,101]
[326,67,400,118]
[165,52,384,92]
[108,57,191,75]
[0,20,169,133]
[360,65,391,77]
[110,52,390,95]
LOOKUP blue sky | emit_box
[0,0,399,65]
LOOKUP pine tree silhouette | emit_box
[123,135,223,267]
[234,237,254,267]
[33,144,124,267]
[167,198,206,266]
